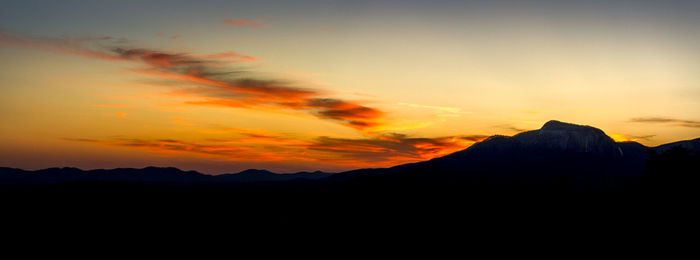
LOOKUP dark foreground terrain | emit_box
[2,121,699,242]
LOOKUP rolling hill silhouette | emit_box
[3,120,699,234]
[2,120,698,187]
[0,166,331,185]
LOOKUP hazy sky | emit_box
[1,0,699,173]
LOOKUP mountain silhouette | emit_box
[4,120,699,234]
[1,120,698,188]
[325,120,698,188]
[0,166,330,185]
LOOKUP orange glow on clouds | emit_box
[4,17,696,174]
[64,128,487,169]
[203,51,260,63]
[609,133,647,143]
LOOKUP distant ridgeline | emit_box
[2,120,699,191]
[0,166,332,185]
[4,120,699,232]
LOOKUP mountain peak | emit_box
[503,120,620,156]
[541,120,600,132]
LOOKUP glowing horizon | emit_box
[1,0,699,174]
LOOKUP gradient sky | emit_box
[1,0,699,174]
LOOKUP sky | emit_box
[1,0,699,174]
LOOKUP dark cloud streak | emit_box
[0,30,384,130]
[630,117,700,128]
[63,133,489,167]
[308,134,489,163]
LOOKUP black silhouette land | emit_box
[3,120,699,234]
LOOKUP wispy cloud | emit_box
[209,133,314,146]
[609,133,655,142]
[630,117,700,128]
[308,134,488,166]
[397,102,470,117]
[64,132,488,168]
[0,30,384,130]
[398,102,466,114]
[494,124,530,133]
[630,134,656,141]
[222,19,267,28]
[6,29,490,168]
[202,51,259,63]
[307,98,383,129]
[0,30,124,61]
[62,138,101,143]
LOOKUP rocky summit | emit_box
[511,120,622,157]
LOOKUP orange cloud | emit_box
[210,134,314,146]
[0,30,384,131]
[222,19,267,28]
[114,48,197,68]
[203,51,259,63]
[305,98,384,130]
[64,132,488,168]
[123,60,382,129]
[306,134,488,167]
[71,137,252,157]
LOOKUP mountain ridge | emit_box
[2,120,699,185]
[0,165,332,185]
[324,120,700,185]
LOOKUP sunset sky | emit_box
[1,0,699,174]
